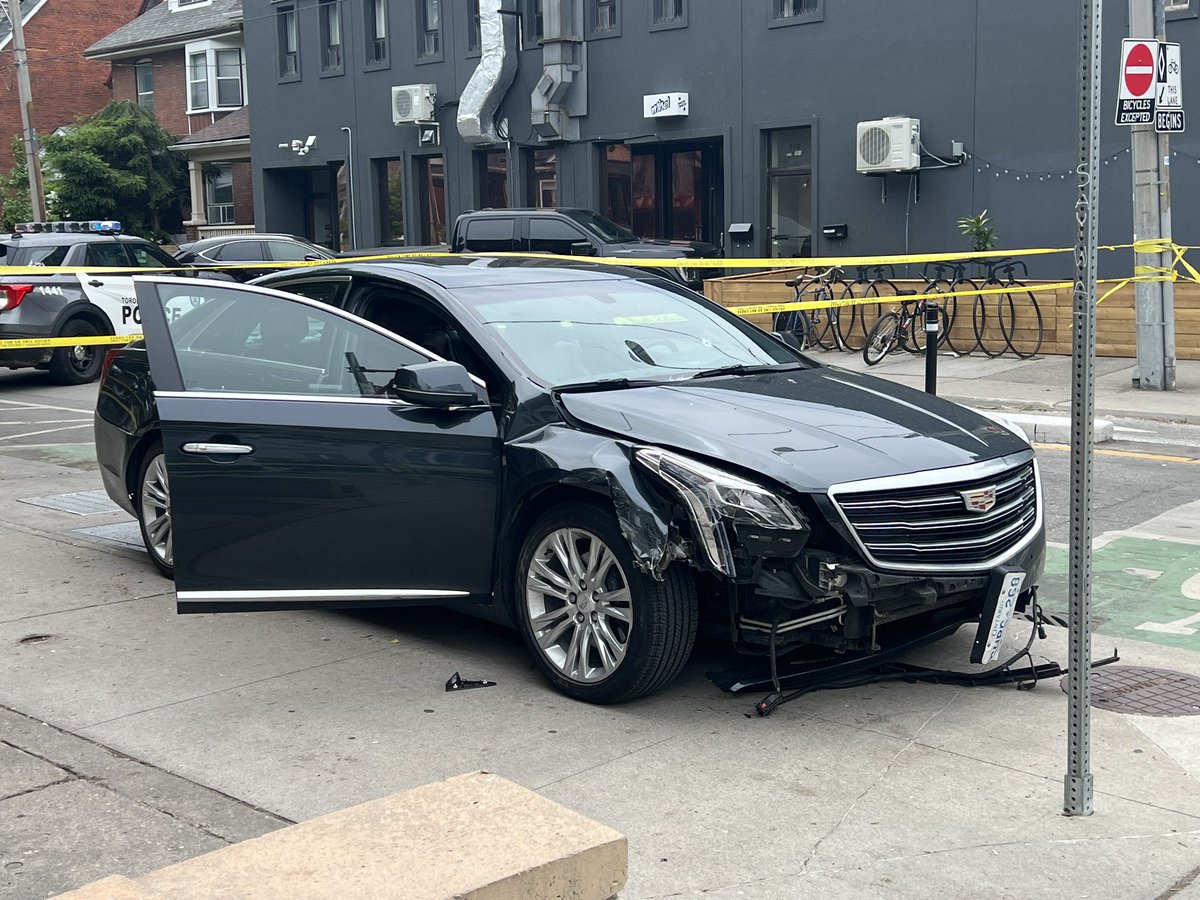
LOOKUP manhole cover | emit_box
[1075,666,1200,717]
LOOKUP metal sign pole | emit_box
[1065,0,1102,817]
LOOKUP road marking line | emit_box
[0,423,92,442]
[1034,441,1200,464]
[0,398,93,415]
[0,418,92,425]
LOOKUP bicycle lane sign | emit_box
[1156,42,1185,134]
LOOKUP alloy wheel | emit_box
[140,454,173,568]
[524,527,633,684]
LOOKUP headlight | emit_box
[635,447,807,574]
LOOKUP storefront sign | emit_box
[643,92,689,118]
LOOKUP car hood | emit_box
[608,240,721,260]
[557,365,1031,493]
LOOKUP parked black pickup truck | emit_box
[449,208,722,290]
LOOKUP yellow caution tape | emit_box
[0,334,140,350]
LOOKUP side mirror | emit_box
[390,361,481,408]
[570,241,597,257]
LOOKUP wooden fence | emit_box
[704,270,1200,360]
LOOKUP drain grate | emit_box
[19,489,120,516]
[72,521,144,551]
[1074,666,1200,717]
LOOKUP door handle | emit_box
[181,442,254,456]
[88,280,103,287]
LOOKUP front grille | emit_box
[832,460,1038,570]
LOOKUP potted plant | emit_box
[957,210,998,276]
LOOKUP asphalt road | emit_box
[4,367,1200,899]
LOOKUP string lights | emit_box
[967,148,1131,182]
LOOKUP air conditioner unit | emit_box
[856,117,921,174]
[392,84,437,124]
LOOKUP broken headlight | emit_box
[635,447,808,575]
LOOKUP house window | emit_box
[367,0,388,65]
[169,0,211,9]
[652,0,685,26]
[319,0,343,73]
[467,0,482,52]
[278,5,299,79]
[206,165,235,225]
[186,43,244,112]
[591,0,617,33]
[135,60,154,111]
[524,0,544,43]
[417,0,441,59]
[773,0,819,18]
[1166,0,1198,18]
[377,158,405,244]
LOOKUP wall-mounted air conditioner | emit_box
[392,84,437,124]
[856,117,921,174]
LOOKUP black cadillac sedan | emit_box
[94,258,1044,703]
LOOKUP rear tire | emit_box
[863,311,901,366]
[135,441,174,579]
[48,320,103,385]
[514,501,698,703]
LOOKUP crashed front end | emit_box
[631,447,1045,658]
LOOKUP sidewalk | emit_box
[827,351,1200,425]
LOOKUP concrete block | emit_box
[972,410,1114,444]
[62,772,627,900]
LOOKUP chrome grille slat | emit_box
[832,460,1039,571]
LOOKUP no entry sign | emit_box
[1118,39,1158,124]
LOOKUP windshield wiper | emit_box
[689,363,805,380]
[553,377,665,393]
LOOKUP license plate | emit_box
[978,569,1026,663]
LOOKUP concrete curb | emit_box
[981,411,1115,444]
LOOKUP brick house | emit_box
[0,0,145,175]
[86,0,252,239]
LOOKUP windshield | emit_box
[456,280,800,387]
[562,209,641,244]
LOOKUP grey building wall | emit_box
[244,0,1200,277]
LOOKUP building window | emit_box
[588,0,618,36]
[367,0,388,65]
[651,0,686,28]
[377,159,405,244]
[169,0,212,10]
[467,0,482,52]
[206,164,235,225]
[526,148,557,207]
[766,127,813,257]
[186,43,244,112]
[417,155,446,244]
[277,5,299,79]
[769,0,823,26]
[417,0,441,59]
[135,60,154,111]
[524,0,544,43]
[1166,0,1198,18]
[477,150,508,208]
[319,0,343,74]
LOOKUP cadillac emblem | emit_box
[960,486,997,513]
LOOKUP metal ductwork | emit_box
[457,0,519,145]
[531,0,587,142]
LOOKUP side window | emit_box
[129,244,179,268]
[529,218,588,255]
[462,218,515,253]
[149,282,430,398]
[266,240,319,262]
[86,243,132,267]
[279,278,351,309]
[10,245,69,266]
[213,240,264,261]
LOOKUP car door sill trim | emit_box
[177,589,471,602]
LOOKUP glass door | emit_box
[766,127,813,258]
[418,155,446,245]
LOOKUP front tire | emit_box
[514,502,698,703]
[48,320,103,385]
[135,442,174,578]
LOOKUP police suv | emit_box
[0,221,190,384]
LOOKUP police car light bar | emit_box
[14,220,122,234]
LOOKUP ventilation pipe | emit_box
[457,0,519,145]
[530,0,587,142]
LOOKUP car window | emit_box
[266,239,321,262]
[528,219,588,255]
[128,243,178,268]
[213,240,264,262]
[463,218,516,253]
[8,244,69,267]
[455,280,797,387]
[86,243,131,267]
[278,278,351,309]
[148,282,431,398]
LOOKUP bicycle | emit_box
[773,266,851,351]
[862,289,950,366]
[840,264,902,351]
[970,258,1044,358]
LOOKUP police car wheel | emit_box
[48,320,103,385]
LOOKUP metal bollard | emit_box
[924,301,939,395]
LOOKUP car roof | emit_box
[460,207,588,217]
[2,233,150,246]
[257,255,671,290]
[184,233,312,250]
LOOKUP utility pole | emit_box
[7,0,46,222]
[1130,0,1176,390]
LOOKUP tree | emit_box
[0,136,32,230]
[40,101,187,239]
